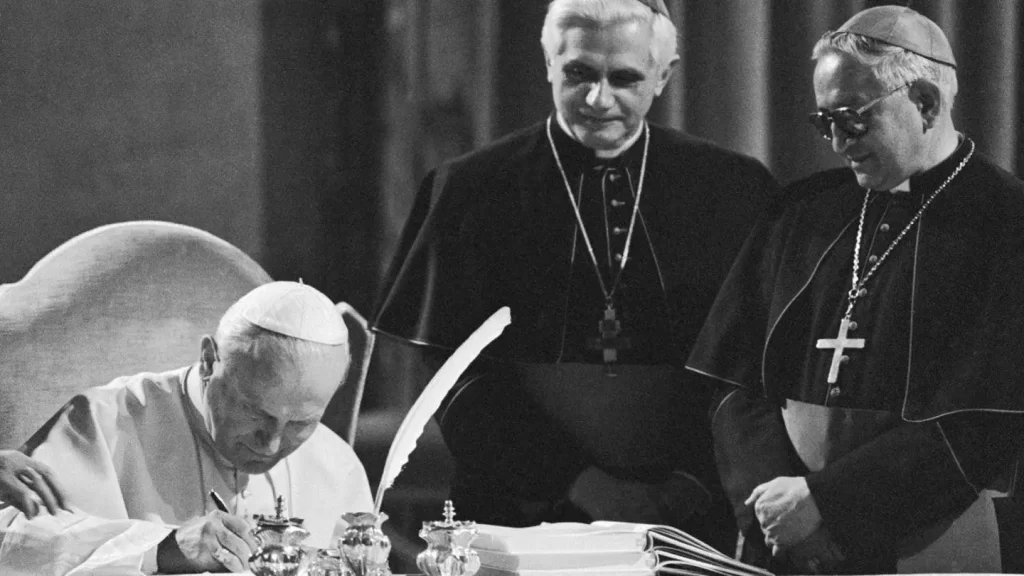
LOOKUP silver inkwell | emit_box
[249,495,311,576]
[416,500,480,576]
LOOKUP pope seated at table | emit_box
[0,281,372,574]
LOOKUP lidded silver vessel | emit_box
[416,501,480,576]
[249,495,311,576]
[339,511,392,576]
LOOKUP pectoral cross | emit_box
[815,317,865,384]
[588,306,631,376]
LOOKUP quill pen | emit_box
[373,306,511,514]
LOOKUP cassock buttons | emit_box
[612,226,626,235]
[868,255,879,264]
[610,199,626,208]
[614,253,623,262]
[829,386,842,398]
[880,223,891,232]
[849,321,858,330]
[608,172,621,182]
[858,288,868,297]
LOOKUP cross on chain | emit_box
[815,317,864,384]
[587,306,631,374]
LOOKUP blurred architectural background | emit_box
[0,0,1021,569]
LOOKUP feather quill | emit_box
[373,306,511,513]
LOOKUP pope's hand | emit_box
[0,449,71,518]
[157,510,258,573]
[745,476,821,554]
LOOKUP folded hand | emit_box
[745,476,821,554]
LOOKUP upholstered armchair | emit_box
[0,220,370,450]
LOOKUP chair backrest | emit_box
[323,302,375,447]
[0,220,373,448]
[0,221,272,448]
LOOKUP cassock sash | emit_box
[781,399,1005,573]
[512,363,686,470]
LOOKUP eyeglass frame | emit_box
[808,82,914,141]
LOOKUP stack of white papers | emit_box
[473,522,773,576]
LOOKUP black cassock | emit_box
[687,139,1024,574]
[373,117,776,550]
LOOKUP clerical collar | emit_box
[549,112,647,169]
[885,133,970,195]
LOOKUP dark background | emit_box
[0,0,1021,568]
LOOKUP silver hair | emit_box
[812,31,958,110]
[215,302,350,374]
[540,0,678,72]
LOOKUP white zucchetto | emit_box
[237,281,348,345]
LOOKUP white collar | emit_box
[555,112,644,159]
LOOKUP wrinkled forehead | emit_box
[223,345,346,401]
[813,51,884,108]
[559,19,656,69]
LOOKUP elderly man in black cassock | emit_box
[373,0,776,551]
[687,6,1024,575]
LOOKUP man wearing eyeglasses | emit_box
[686,6,1024,575]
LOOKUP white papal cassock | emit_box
[0,366,372,573]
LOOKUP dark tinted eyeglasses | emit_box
[808,82,912,140]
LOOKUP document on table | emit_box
[0,508,171,575]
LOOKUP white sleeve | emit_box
[0,393,173,573]
[0,507,171,574]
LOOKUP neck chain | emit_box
[546,117,649,372]
[816,138,975,385]
[844,138,975,320]
[191,429,241,514]
[545,116,649,308]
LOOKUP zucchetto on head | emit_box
[838,5,956,67]
[237,281,348,345]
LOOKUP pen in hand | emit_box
[209,490,229,513]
